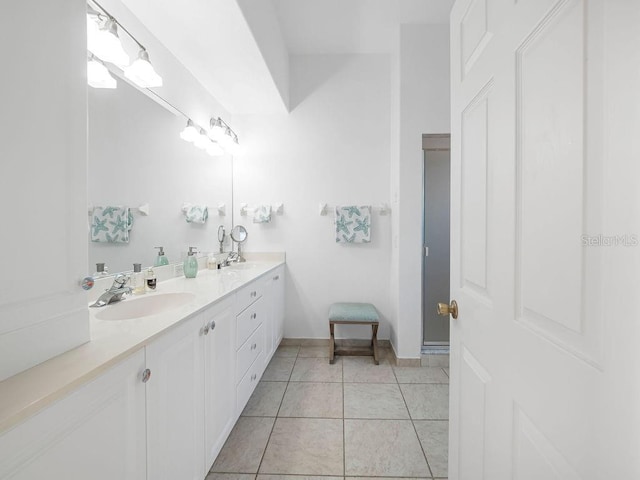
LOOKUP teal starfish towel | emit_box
[91,206,133,243]
[183,204,209,224]
[335,205,371,243]
[253,205,272,224]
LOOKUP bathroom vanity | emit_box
[0,256,285,479]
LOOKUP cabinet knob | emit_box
[251,373,257,381]
[251,343,257,350]
[210,320,216,331]
[252,313,257,319]
[203,323,210,335]
[273,275,279,280]
[142,368,151,383]
[251,291,257,297]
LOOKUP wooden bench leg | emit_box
[371,323,379,365]
[329,322,335,364]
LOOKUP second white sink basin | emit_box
[94,292,196,321]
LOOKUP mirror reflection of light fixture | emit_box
[124,49,163,88]
[87,15,130,68]
[87,54,117,89]
[180,119,199,142]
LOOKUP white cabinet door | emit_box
[0,351,147,479]
[263,266,285,364]
[146,314,205,480]
[0,0,89,381]
[449,1,640,478]
[204,296,237,470]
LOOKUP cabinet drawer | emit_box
[236,297,263,348]
[236,281,263,314]
[236,323,264,384]
[236,351,264,415]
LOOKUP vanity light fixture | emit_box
[209,117,225,141]
[124,49,163,88]
[86,15,130,68]
[194,128,212,150]
[180,119,199,142]
[87,54,117,89]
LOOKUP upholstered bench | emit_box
[328,303,379,365]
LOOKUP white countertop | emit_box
[0,254,285,434]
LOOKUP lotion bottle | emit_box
[184,247,198,278]
[132,263,146,295]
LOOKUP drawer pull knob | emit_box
[210,320,216,331]
[203,324,210,335]
[274,275,279,280]
[251,373,257,381]
[142,369,151,383]
[251,291,257,297]
[252,313,257,319]
[251,343,257,350]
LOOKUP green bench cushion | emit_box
[329,303,379,323]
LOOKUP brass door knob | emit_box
[437,300,458,319]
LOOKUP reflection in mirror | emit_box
[88,79,233,274]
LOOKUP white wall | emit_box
[392,24,451,358]
[233,54,393,340]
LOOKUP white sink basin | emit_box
[94,292,196,321]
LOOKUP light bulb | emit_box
[124,49,163,88]
[206,142,224,157]
[194,129,211,150]
[87,58,117,89]
[87,16,130,67]
[209,117,225,141]
[180,120,199,142]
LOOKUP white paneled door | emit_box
[449,0,640,479]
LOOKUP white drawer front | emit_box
[236,281,263,314]
[236,297,263,348]
[236,351,264,415]
[236,323,264,385]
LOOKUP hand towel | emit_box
[253,205,272,224]
[335,205,371,243]
[91,206,133,243]
[183,203,209,224]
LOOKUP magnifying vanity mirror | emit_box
[230,225,248,263]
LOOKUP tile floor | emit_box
[208,345,449,480]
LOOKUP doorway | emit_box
[422,134,451,347]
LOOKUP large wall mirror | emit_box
[88,78,233,274]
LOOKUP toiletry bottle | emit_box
[94,263,109,277]
[207,253,217,270]
[146,267,157,290]
[184,247,199,278]
[154,246,169,266]
[132,263,146,295]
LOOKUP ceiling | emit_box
[121,0,453,114]
[272,0,454,54]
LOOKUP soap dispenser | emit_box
[94,263,109,277]
[146,267,157,290]
[154,246,169,266]
[184,247,199,278]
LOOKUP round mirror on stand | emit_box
[230,225,248,262]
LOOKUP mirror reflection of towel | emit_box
[253,205,272,223]
[183,203,209,224]
[335,205,371,243]
[91,206,133,243]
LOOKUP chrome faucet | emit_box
[90,274,132,308]
[220,251,239,267]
